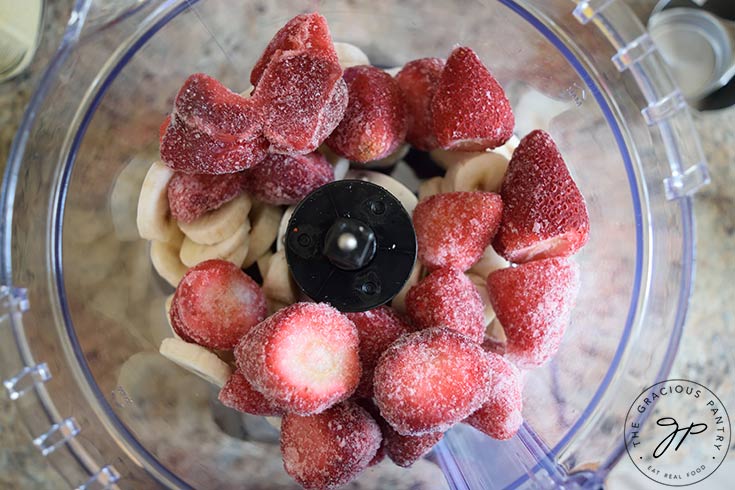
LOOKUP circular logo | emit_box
[625,379,731,486]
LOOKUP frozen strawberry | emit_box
[465,352,523,440]
[413,192,503,271]
[159,114,171,142]
[486,257,579,368]
[235,303,361,415]
[395,58,445,151]
[254,51,347,154]
[493,130,590,263]
[405,268,485,343]
[167,171,247,223]
[160,74,267,174]
[174,73,262,139]
[481,337,506,356]
[385,428,444,467]
[172,260,267,350]
[357,399,442,467]
[431,46,514,151]
[168,297,195,344]
[345,306,412,398]
[281,401,381,489]
[373,327,492,435]
[218,370,285,416]
[161,113,269,174]
[243,151,333,205]
[250,13,338,87]
[326,65,408,163]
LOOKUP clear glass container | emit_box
[1,0,709,489]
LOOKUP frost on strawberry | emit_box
[373,327,492,435]
[171,259,267,350]
[494,129,590,263]
[235,303,361,415]
[486,257,580,368]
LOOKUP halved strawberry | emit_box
[406,268,485,343]
[250,13,338,87]
[243,151,333,205]
[373,327,492,435]
[413,191,503,271]
[218,370,284,416]
[486,257,579,368]
[493,129,590,263]
[254,51,347,154]
[235,303,361,415]
[395,58,445,151]
[431,46,514,151]
[326,65,408,163]
[465,352,523,440]
[345,306,412,398]
[280,401,381,489]
[171,260,267,350]
[167,171,247,223]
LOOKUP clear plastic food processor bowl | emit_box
[1,1,711,489]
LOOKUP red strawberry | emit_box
[326,65,408,163]
[413,191,503,271]
[395,58,445,151]
[171,260,267,350]
[385,428,443,468]
[486,257,579,368]
[493,129,590,263]
[243,151,333,205]
[465,352,523,440]
[167,171,247,223]
[218,370,284,416]
[345,306,412,398]
[250,13,338,87]
[159,114,171,142]
[431,46,514,151]
[235,303,361,415]
[406,268,485,343]
[254,51,347,155]
[280,401,381,489]
[174,73,262,139]
[373,327,492,435]
[161,115,269,174]
[357,399,443,467]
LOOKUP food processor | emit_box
[0,0,711,488]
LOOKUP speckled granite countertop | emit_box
[0,1,733,488]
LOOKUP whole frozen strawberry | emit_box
[251,13,347,155]
[494,129,590,263]
[373,327,492,435]
[395,58,445,151]
[465,352,523,440]
[218,370,284,416]
[406,267,485,343]
[431,46,514,151]
[171,260,267,350]
[167,171,247,223]
[250,13,339,87]
[243,151,333,205]
[160,73,267,174]
[345,306,412,398]
[281,401,381,489]
[326,65,408,163]
[413,191,503,271]
[486,257,580,368]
